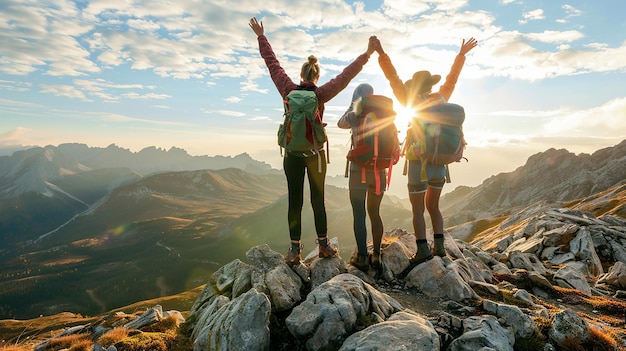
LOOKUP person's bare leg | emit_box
[408,186,432,264]
[426,186,445,256]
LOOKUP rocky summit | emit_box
[184,203,626,351]
[22,200,626,351]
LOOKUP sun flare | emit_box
[394,103,416,134]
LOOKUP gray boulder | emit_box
[597,261,626,289]
[339,311,439,351]
[286,273,403,351]
[554,264,592,295]
[247,244,304,312]
[448,315,515,351]
[193,289,271,351]
[405,257,479,303]
[124,305,163,330]
[548,309,591,348]
[508,251,547,275]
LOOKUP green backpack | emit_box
[278,89,328,171]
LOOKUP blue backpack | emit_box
[404,102,467,182]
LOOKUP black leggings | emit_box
[349,188,383,256]
[283,152,327,242]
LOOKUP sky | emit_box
[1,0,625,196]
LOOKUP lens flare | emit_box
[105,224,128,240]
[394,103,416,135]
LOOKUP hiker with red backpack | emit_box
[374,37,478,270]
[249,17,378,265]
[338,83,400,272]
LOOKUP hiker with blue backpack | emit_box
[249,17,378,265]
[374,37,477,270]
[338,83,400,272]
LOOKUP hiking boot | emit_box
[284,246,302,265]
[370,251,382,270]
[434,234,446,257]
[408,251,433,266]
[349,253,369,272]
[402,240,433,275]
[317,238,338,258]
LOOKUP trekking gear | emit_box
[349,253,370,272]
[433,233,446,257]
[346,94,401,195]
[284,244,302,265]
[278,88,328,172]
[409,240,433,265]
[403,101,467,182]
[400,240,434,278]
[317,237,338,258]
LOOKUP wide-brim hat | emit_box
[404,70,441,95]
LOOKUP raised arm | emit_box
[248,17,264,36]
[248,17,297,98]
[376,40,409,106]
[459,37,478,56]
[314,36,376,103]
[437,37,478,101]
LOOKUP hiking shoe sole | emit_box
[318,243,338,258]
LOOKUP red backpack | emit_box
[346,95,400,194]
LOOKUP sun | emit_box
[394,103,416,134]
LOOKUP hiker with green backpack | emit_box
[374,36,478,270]
[249,17,378,265]
[338,83,400,272]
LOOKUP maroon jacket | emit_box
[257,35,370,120]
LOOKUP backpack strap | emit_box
[280,98,289,158]
[402,128,411,176]
[345,130,354,178]
[386,158,394,191]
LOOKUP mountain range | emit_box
[0,140,624,320]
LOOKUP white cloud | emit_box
[519,8,545,24]
[0,127,33,146]
[39,84,90,101]
[37,79,168,101]
[0,79,32,92]
[204,110,246,117]
[469,30,626,81]
[225,96,242,103]
[382,0,430,17]
[248,116,272,121]
[467,98,626,149]
[122,92,170,99]
[101,113,190,126]
[523,30,584,43]
[557,4,582,24]
[542,97,626,137]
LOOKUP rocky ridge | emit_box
[28,201,626,351]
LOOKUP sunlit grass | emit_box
[0,346,31,351]
[98,327,129,347]
[42,333,91,351]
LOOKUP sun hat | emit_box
[404,70,441,95]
